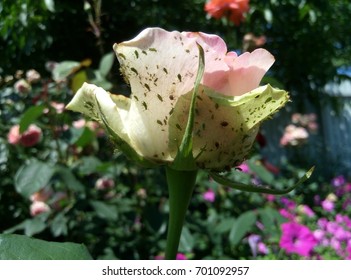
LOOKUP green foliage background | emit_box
[1,0,351,260]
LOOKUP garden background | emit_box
[1,0,351,260]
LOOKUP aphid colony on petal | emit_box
[66,27,289,171]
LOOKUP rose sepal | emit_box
[210,166,315,195]
[169,43,205,171]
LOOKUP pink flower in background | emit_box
[248,234,269,256]
[331,175,346,187]
[7,124,42,147]
[279,209,295,221]
[257,242,269,254]
[236,162,250,173]
[154,253,187,260]
[280,197,296,210]
[73,119,86,129]
[298,205,315,218]
[26,69,41,83]
[203,189,216,202]
[264,194,276,202]
[95,177,115,190]
[243,33,267,52]
[280,222,317,257]
[321,199,334,212]
[7,125,21,145]
[175,253,187,260]
[280,124,309,146]
[30,201,51,216]
[50,102,65,114]
[20,124,42,147]
[205,0,250,26]
[14,79,31,93]
[313,229,325,241]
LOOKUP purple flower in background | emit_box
[279,222,317,257]
[331,175,346,187]
[248,234,269,257]
[313,229,325,241]
[279,209,295,221]
[298,205,315,218]
[248,234,260,257]
[317,218,328,230]
[280,197,296,210]
[257,242,269,255]
[347,240,351,260]
[203,189,215,202]
[321,199,334,212]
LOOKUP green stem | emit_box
[165,167,197,260]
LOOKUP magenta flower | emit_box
[298,205,315,218]
[236,162,250,173]
[280,197,296,210]
[279,209,295,221]
[321,199,334,212]
[176,253,187,260]
[279,222,317,257]
[257,242,269,255]
[331,175,346,187]
[203,189,216,202]
[154,253,187,260]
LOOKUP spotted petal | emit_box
[169,84,289,170]
[113,27,234,162]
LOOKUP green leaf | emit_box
[216,217,236,234]
[178,226,194,252]
[14,160,55,197]
[229,211,257,246]
[55,166,85,193]
[98,52,115,78]
[90,200,118,221]
[210,166,315,195]
[52,61,80,82]
[74,156,102,175]
[3,217,48,236]
[74,127,95,147]
[0,234,92,260]
[259,207,285,235]
[44,0,55,12]
[19,105,45,133]
[50,213,68,237]
[171,43,205,171]
[0,138,9,172]
[23,218,47,236]
[248,161,274,185]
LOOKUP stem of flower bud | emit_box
[165,166,197,259]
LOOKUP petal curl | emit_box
[66,82,131,150]
[227,48,275,96]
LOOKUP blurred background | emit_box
[1,0,351,260]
